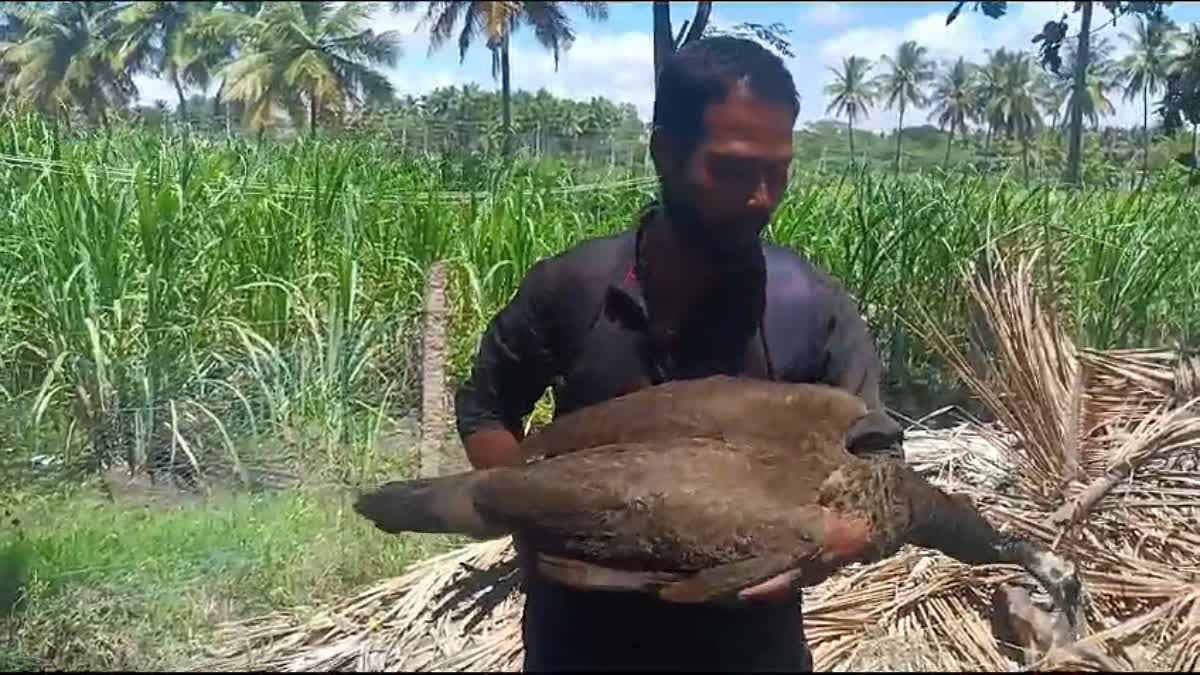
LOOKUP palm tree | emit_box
[176,0,262,129]
[992,51,1043,182]
[928,56,975,168]
[823,55,875,164]
[974,49,1011,156]
[0,2,133,125]
[218,2,401,134]
[1034,70,1068,133]
[0,6,30,109]
[111,2,219,120]
[1062,37,1122,132]
[1120,14,1176,181]
[1063,0,1094,187]
[876,40,935,173]
[1167,24,1200,165]
[396,1,609,154]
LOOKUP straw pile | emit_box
[200,246,1200,672]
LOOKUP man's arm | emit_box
[819,290,905,454]
[455,259,561,470]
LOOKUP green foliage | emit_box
[0,481,456,670]
[0,2,135,121]
[1159,25,1200,134]
[704,21,794,59]
[347,85,646,161]
[214,1,402,132]
[2,112,1198,485]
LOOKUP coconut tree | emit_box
[1165,24,1200,166]
[1062,37,1122,132]
[974,48,1011,156]
[218,1,401,134]
[0,1,133,125]
[928,56,976,168]
[824,55,876,164]
[175,0,262,128]
[1034,70,1069,133]
[0,6,30,109]
[111,1,222,119]
[396,1,609,154]
[1120,14,1177,181]
[992,51,1043,182]
[876,40,935,173]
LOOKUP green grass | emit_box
[0,480,458,671]
[2,110,1199,482]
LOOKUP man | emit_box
[454,36,903,672]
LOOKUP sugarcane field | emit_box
[2,1,1200,672]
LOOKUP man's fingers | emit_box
[737,569,800,601]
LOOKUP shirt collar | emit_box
[603,202,661,327]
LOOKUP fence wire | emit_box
[0,152,659,204]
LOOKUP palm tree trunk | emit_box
[894,100,905,174]
[985,120,993,155]
[1192,122,1198,168]
[309,89,317,136]
[1141,80,1150,184]
[172,72,188,120]
[944,120,955,168]
[1064,0,1093,187]
[213,80,225,117]
[848,116,856,165]
[1021,124,1030,183]
[501,32,513,156]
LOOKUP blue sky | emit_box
[135,1,1200,132]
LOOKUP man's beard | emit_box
[660,182,767,272]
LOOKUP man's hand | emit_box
[464,427,525,469]
[846,409,905,459]
[737,569,801,603]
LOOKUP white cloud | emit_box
[804,2,1151,131]
[801,2,860,29]
[509,30,657,119]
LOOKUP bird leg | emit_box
[905,481,1085,638]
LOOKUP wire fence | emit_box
[0,151,659,203]
[117,108,657,168]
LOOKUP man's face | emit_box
[657,84,795,263]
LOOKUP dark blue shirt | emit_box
[456,203,890,441]
[454,203,898,672]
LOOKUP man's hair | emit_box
[652,36,799,159]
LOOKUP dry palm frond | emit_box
[201,243,1200,672]
[915,245,1084,502]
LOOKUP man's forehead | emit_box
[704,143,794,163]
[699,88,795,158]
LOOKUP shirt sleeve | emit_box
[454,258,561,442]
[819,290,906,453]
[820,290,886,411]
